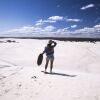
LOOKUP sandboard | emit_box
[37,54,43,66]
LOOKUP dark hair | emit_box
[47,43,52,47]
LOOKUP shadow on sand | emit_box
[41,71,77,77]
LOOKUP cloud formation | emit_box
[35,16,81,26]
[72,24,100,37]
[35,16,64,26]
[3,24,100,37]
[81,4,95,10]
[65,18,81,22]
[44,26,56,32]
[48,16,63,21]
[4,25,56,36]
[35,19,56,26]
[71,25,77,28]
[3,15,100,37]
[6,26,35,34]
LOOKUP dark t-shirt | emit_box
[43,41,57,56]
[44,46,54,56]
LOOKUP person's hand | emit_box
[52,41,55,43]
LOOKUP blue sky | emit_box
[0,0,100,37]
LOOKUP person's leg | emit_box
[50,59,54,73]
[45,58,49,73]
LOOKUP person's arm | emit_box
[41,47,46,54]
[52,41,57,47]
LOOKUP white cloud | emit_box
[35,16,61,26]
[35,16,81,26]
[71,25,77,28]
[35,19,56,26]
[65,18,81,22]
[44,26,55,32]
[6,26,36,34]
[94,24,100,32]
[56,27,70,35]
[48,16,63,21]
[56,24,100,37]
[4,25,56,36]
[35,19,43,26]
[74,27,95,34]
[57,27,69,32]
[3,22,100,37]
[94,24,100,28]
[35,16,64,26]
[81,4,95,10]
[72,24,100,37]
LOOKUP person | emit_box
[42,40,57,73]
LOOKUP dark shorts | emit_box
[46,55,54,61]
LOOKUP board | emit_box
[37,54,43,66]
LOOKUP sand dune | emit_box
[0,39,100,100]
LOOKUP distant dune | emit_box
[0,36,100,42]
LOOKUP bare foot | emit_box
[44,71,47,74]
[50,71,52,74]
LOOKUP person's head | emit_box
[48,40,52,44]
[47,40,52,47]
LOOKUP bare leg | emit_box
[50,59,54,73]
[45,58,49,73]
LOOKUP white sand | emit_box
[0,38,100,100]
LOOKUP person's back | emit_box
[42,40,57,73]
[45,44,54,56]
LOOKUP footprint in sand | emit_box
[4,89,10,94]
[14,93,21,96]
[0,94,2,96]
[31,76,37,79]
[0,76,6,80]
[31,76,38,82]
[38,82,41,85]
[17,82,22,89]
